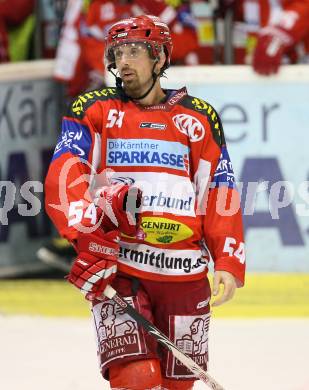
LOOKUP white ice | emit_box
[0,316,308,390]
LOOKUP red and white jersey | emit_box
[233,0,309,63]
[236,0,309,36]
[45,87,245,285]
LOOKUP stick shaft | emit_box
[103,285,225,390]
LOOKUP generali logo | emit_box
[172,114,205,142]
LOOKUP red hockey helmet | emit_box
[105,15,173,72]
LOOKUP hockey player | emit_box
[39,0,200,273]
[249,0,309,74]
[45,15,246,390]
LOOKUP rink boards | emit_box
[0,274,308,318]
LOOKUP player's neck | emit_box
[132,82,166,107]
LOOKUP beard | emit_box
[123,78,140,95]
[122,73,153,99]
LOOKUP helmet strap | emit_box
[107,67,123,88]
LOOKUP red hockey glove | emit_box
[95,183,142,237]
[252,26,294,75]
[67,229,119,301]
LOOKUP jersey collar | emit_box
[133,87,188,111]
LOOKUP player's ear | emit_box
[155,49,166,75]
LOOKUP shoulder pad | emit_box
[180,95,225,147]
[71,87,119,118]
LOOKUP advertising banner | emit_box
[0,61,60,276]
[162,66,309,271]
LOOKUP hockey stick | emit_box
[103,285,226,390]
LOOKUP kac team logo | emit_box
[173,114,205,142]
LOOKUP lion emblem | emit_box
[98,302,137,339]
[178,316,209,355]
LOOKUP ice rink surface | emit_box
[1,315,308,390]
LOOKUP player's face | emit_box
[114,42,157,97]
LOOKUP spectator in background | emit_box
[0,0,35,62]
[54,0,144,97]
[39,0,68,59]
[138,0,200,65]
[251,0,309,74]
[53,0,89,97]
[219,0,309,74]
